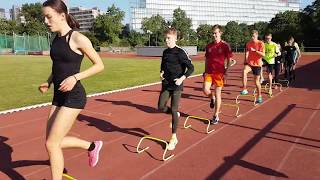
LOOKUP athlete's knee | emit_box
[45,139,61,152]
[158,104,168,112]
[203,88,211,96]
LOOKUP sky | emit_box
[0,0,315,23]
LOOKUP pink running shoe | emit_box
[88,141,103,167]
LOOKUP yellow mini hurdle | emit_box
[235,94,257,106]
[136,136,174,161]
[221,103,241,117]
[63,173,77,180]
[184,116,215,134]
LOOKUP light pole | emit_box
[147,30,151,47]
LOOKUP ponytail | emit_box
[66,13,80,29]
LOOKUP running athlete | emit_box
[158,28,194,150]
[241,30,265,104]
[262,33,280,95]
[283,36,301,82]
[39,1,104,179]
[274,43,283,83]
[203,24,232,124]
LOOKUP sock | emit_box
[88,142,96,151]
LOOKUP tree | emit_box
[21,3,43,22]
[249,21,269,39]
[223,21,243,51]
[196,24,212,50]
[239,23,250,49]
[127,31,147,47]
[141,14,167,46]
[171,8,192,44]
[268,11,302,45]
[22,20,48,35]
[0,19,24,34]
[301,0,320,49]
[93,4,125,45]
[18,3,48,35]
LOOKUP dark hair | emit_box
[43,0,80,29]
[252,30,258,35]
[288,36,294,41]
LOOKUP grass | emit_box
[0,55,204,111]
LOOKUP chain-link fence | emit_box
[0,33,50,54]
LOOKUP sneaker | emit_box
[240,89,248,95]
[88,141,103,167]
[210,98,215,109]
[167,138,178,150]
[210,115,219,125]
[257,96,263,104]
[177,112,180,118]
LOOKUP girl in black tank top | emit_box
[50,30,87,109]
[40,1,105,179]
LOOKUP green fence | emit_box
[0,33,50,54]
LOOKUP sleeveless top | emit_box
[50,30,84,84]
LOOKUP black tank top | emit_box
[50,30,84,84]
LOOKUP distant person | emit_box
[39,0,104,179]
[283,36,301,82]
[203,24,233,124]
[262,33,280,95]
[274,43,283,83]
[241,30,265,104]
[158,27,194,150]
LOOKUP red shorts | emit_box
[204,73,224,87]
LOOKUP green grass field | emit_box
[0,55,204,111]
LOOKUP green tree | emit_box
[22,20,48,35]
[0,19,24,34]
[93,4,125,45]
[301,0,320,49]
[141,14,167,46]
[19,3,48,35]
[172,8,192,44]
[21,3,43,22]
[223,21,243,51]
[196,24,212,51]
[127,31,147,47]
[250,21,269,39]
[239,23,250,50]
[268,11,302,45]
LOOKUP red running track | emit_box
[0,54,319,180]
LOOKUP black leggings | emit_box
[158,90,181,134]
[274,62,281,83]
[285,63,295,81]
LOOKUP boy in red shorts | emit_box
[203,24,233,124]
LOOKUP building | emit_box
[0,8,5,19]
[131,0,300,31]
[69,7,104,32]
[9,5,25,23]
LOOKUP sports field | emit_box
[0,55,204,111]
[0,53,319,179]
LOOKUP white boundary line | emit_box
[0,74,202,115]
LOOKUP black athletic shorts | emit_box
[52,82,87,109]
[266,64,275,73]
